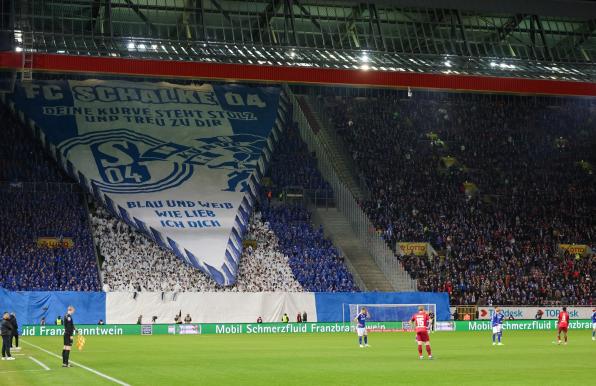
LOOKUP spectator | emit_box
[282,313,289,323]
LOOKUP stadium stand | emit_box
[267,126,333,198]
[261,202,358,292]
[263,124,357,292]
[0,103,65,182]
[323,94,595,305]
[0,105,100,291]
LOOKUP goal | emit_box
[342,303,436,328]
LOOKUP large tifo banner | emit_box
[6,80,285,285]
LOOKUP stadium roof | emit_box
[1,0,595,83]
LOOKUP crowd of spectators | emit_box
[94,205,303,292]
[266,126,333,197]
[0,103,100,291]
[263,124,358,291]
[0,105,66,182]
[0,189,100,291]
[324,93,594,305]
[261,202,358,292]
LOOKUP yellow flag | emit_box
[76,334,86,351]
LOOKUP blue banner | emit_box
[6,80,285,285]
[0,287,106,326]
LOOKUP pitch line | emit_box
[0,369,47,374]
[29,356,50,371]
[22,340,130,386]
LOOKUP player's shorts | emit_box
[558,326,568,333]
[416,331,429,342]
[492,325,502,334]
[592,322,596,330]
[63,334,73,346]
[356,327,367,336]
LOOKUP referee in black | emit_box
[62,306,76,368]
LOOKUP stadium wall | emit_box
[0,288,450,324]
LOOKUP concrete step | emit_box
[313,207,394,292]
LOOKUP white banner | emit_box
[106,292,317,324]
[7,79,285,286]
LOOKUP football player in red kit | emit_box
[557,306,570,345]
[411,305,432,359]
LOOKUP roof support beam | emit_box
[123,0,158,35]
[532,15,552,61]
[178,0,205,40]
[252,0,284,44]
[486,13,526,43]
[368,3,385,51]
[554,18,595,58]
[454,9,471,56]
[294,0,323,34]
[334,4,364,49]
[210,0,232,24]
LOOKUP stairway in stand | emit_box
[312,207,395,291]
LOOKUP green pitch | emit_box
[1,330,594,386]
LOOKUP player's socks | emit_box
[65,350,70,364]
[364,336,368,345]
[497,332,502,343]
[417,345,423,356]
[358,337,362,346]
[492,334,496,343]
[425,345,431,356]
[61,350,66,364]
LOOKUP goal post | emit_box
[342,303,437,329]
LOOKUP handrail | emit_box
[285,85,417,291]
[304,95,371,199]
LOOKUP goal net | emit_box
[343,303,436,330]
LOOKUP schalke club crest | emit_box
[59,129,266,193]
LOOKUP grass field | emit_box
[1,330,594,386]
